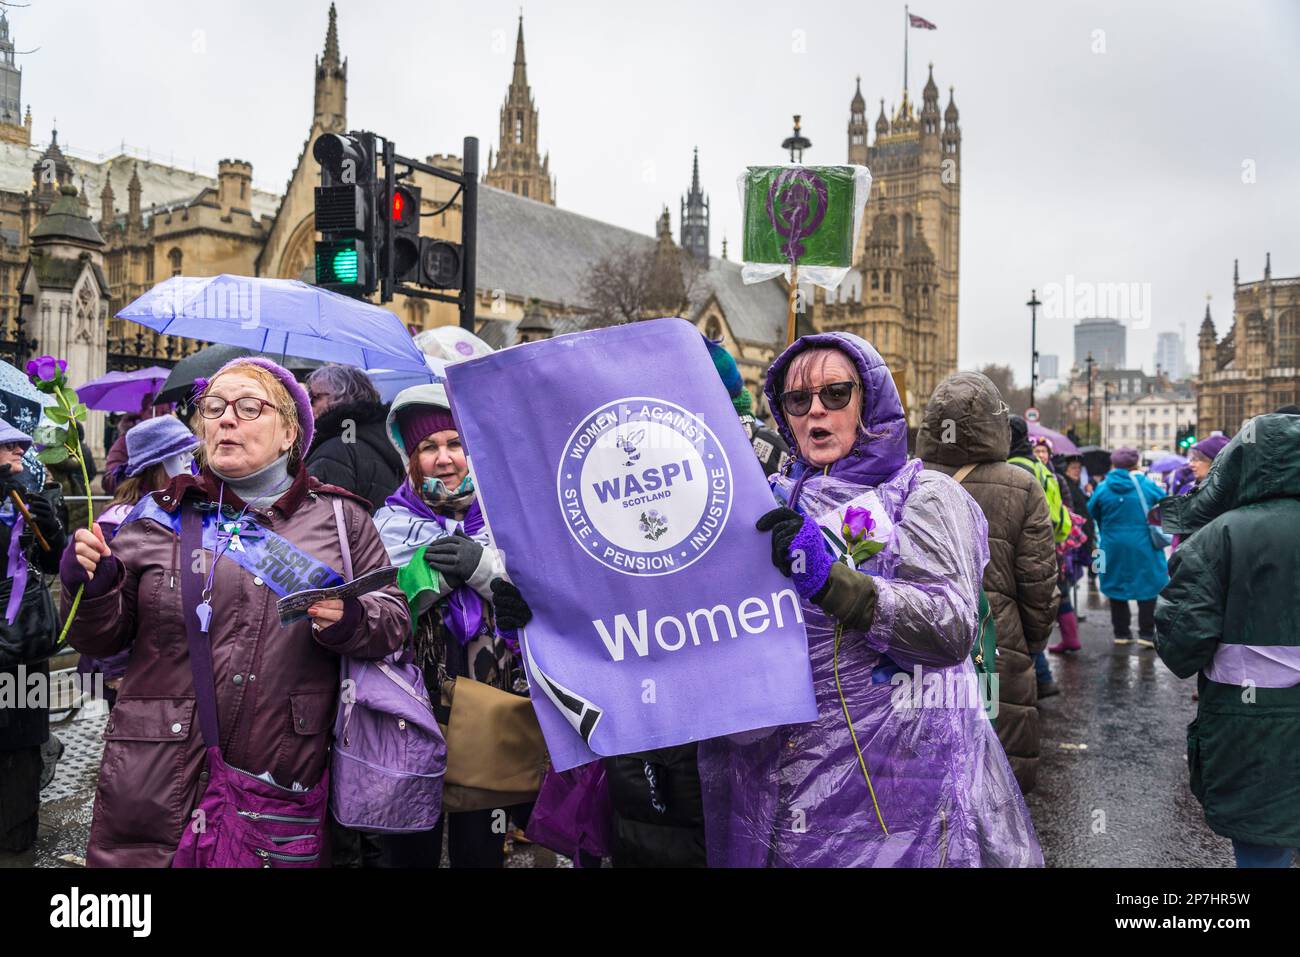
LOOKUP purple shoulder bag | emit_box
[172,503,329,868]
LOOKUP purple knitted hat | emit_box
[1191,434,1229,462]
[0,417,32,449]
[398,405,455,453]
[1110,447,1140,470]
[125,415,200,477]
[205,355,314,453]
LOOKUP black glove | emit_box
[423,532,485,588]
[0,463,18,498]
[756,506,803,576]
[491,579,532,632]
[22,491,61,539]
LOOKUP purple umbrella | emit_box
[1027,422,1078,454]
[1149,454,1188,474]
[75,366,171,412]
[116,275,430,375]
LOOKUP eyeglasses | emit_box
[779,381,857,417]
[0,442,26,454]
[197,395,278,421]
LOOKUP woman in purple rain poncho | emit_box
[697,333,1042,867]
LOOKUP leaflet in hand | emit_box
[276,566,400,626]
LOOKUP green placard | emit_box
[741,165,858,268]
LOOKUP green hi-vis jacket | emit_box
[1155,413,1300,847]
[1009,456,1073,545]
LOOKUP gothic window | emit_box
[1279,309,1298,367]
[870,271,879,290]
[523,181,529,198]
[903,214,912,240]
[883,272,892,294]
[515,112,523,144]
[146,253,154,282]
[168,247,183,276]
[240,179,247,200]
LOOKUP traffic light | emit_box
[380,183,422,284]
[313,132,377,295]
[420,239,463,290]
[1177,426,1197,451]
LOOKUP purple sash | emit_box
[4,511,26,625]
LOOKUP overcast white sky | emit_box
[17,0,1300,383]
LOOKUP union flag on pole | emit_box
[909,12,937,29]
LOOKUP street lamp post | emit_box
[1103,381,1114,447]
[1085,352,1095,444]
[1027,289,1041,409]
[781,115,812,163]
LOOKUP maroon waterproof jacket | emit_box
[61,467,409,867]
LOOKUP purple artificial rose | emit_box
[842,505,875,544]
[29,355,61,382]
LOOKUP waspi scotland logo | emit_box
[558,397,732,576]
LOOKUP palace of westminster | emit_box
[0,6,1290,447]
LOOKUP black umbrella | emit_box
[1073,445,1112,480]
[157,345,324,405]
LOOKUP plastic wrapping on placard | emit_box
[698,461,1043,867]
[737,164,872,290]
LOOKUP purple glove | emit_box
[756,507,833,601]
[59,534,121,599]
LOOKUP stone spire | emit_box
[512,12,528,88]
[314,2,347,134]
[848,77,869,164]
[32,127,74,197]
[483,13,554,204]
[127,162,142,225]
[100,170,115,227]
[680,147,709,261]
[323,2,340,65]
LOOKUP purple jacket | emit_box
[697,332,1042,867]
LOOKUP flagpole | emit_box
[903,4,909,97]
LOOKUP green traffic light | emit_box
[332,247,359,283]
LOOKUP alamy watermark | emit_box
[0,666,105,710]
[1041,275,1151,329]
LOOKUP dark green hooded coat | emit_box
[1155,413,1300,846]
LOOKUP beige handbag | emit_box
[437,675,548,813]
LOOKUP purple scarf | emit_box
[4,511,26,625]
[386,481,486,644]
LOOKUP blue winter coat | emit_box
[1087,468,1169,601]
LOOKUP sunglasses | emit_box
[779,381,857,417]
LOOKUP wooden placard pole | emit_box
[785,262,800,346]
[9,490,51,552]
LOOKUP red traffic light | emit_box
[385,185,418,226]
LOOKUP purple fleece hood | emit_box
[763,331,908,488]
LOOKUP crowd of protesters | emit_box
[0,327,1295,870]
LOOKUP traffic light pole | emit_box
[382,138,396,305]
[460,137,478,332]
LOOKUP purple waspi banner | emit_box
[446,318,816,770]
